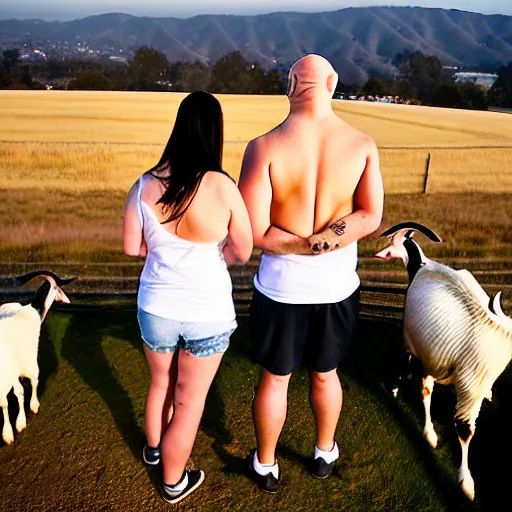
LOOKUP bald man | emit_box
[239,54,384,493]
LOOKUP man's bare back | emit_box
[255,114,374,238]
[239,54,383,255]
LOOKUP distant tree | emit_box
[129,46,171,90]
[17,65,33,89]
[392,49,418,70]
[0,66,6,88]
[393,50,446,103]
[261,68,285,95]
[0,45,286,94]
[209,52,253,94]
[68,70,111,90]
[395,80,416,101]
[458,81,487,110]
[360,77,394,97]
[30,80,47,90]
[174,61,210,92]
[0,48,21,88]
[431,81,487,110]
[334,81,355,95]
[432,83,463,108]
[2,49,20,73]
[247,61,269,94]
[245,61,284,94]
[488,62,512,108]
[106,65,131,91]
[207,52,281,94]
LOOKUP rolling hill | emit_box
[1,6,511,84]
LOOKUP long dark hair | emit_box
[150,91,224,224]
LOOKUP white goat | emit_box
[375,222,512,501]
[0,271,75,445]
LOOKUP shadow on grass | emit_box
[469,369,512,511]
[60,310,145,462]
[37,321,61,402]
[201,322,252,477]
[202,377,247,476]
[346,318,512,512]
[276,443,311,469]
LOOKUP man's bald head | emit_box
[287,54,338,100]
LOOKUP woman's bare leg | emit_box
[161,350,224,484]
[143,345,175,448]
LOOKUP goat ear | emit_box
[56,289,71,304]
[374,248,392,260]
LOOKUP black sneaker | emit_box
[161,469,205,504]
[142,444,160,466]
[245,449,280,494]
[310,456,337,479]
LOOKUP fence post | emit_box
[423,152,432,194]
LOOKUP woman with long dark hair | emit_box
[123,91,252,504]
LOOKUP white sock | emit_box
[164,472,189,494]
[253,451,279,479]
[314,441,339,464]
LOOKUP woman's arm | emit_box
[223,180,253,266]
[123,180,146,257]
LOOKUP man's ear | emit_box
[327,72,338,97]
[287,73,297,97]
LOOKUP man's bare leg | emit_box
[310,370,342,451]
[252,368,292,464]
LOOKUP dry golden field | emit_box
[1,90,512,192]
[0,90,511,267]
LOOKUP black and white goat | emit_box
[375,222,512,501]
[0,271,75,445]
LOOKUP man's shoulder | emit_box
[339,123,377,154]
[249,120,286,145]
[335,118,373,143]
[244,129,280,160]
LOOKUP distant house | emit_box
[109,56,128,64]
[454,72,498,89]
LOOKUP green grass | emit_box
[1,312,510,511]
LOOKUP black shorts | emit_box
[249,287,360,376]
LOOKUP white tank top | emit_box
[136,174,236,323]
[254,242,360,304]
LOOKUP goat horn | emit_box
[380,222,442,242]
[15,271,77,287]
[490,292,505,317]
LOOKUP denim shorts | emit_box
[137,308,236,357]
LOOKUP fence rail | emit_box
[0,254,509,320]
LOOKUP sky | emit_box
[0,1,511,20]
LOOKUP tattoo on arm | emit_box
[329,219,346,236]
[310,219,346,253]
